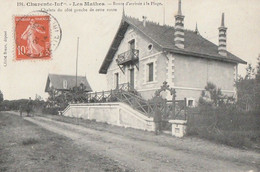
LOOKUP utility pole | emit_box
[76,37,79,88]
[163,0,165,25]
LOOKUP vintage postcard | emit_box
[0,0,259,171]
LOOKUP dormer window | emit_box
[79,83,85,91]
[63,80,67,89]
[129,39,135,52]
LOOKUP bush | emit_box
[187,106,260,150]
[0,99,46,112]
[42,107,60,115]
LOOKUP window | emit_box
[187,98,195,107]
[79,83,85,90]
[129,39,135,50]
[63,80,67,89]
[148,44,153,51]
[188,100,193,107]
[147,62,154,82]
[114,73,119,89]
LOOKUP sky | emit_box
[0,0,260,100]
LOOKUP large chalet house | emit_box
[99,0,246,107]
[45,74,92,94]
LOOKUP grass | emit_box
[187,107,260,150]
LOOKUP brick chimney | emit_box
[174,0,185,49]
[218,13,227,56]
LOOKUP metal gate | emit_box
[150,82,187,130]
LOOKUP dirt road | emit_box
[5,112,260,171]
[1,112,126,171]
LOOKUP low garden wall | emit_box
[62,102,155,131]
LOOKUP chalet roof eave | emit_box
[163,48,247,64]
[99,16,164,74]
[99,18,129,74]
[44,76,50,93]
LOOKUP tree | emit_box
[46,83,89,108]
[0,91,3,103]
[199,82,225,107]
[47,86,60,107]
[255,54,260,79]
[245,63,255,80]
[255,54,260,110]
[236,79,255,111]
[236,54,260,111]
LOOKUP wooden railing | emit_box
[66,82,153,117]
[62,82,187,120]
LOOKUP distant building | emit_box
[99,0,246,106]
[45,74,92,94]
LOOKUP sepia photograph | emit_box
[0,0,259,171]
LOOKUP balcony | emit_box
[116,49,139,65]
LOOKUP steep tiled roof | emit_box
[45,74,92,92]
[99,16,246,74]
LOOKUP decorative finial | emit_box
[122,4,125,17]
[177,0,182,15]
[195,22,199,34]
[221,13,225,27]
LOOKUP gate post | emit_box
[184,97,187,120]
[169,120,187,137]
[171,89,176,119]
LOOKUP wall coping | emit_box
[169,120,187,124]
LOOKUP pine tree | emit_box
[199,82,224,107]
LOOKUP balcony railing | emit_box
[116,49,139,65]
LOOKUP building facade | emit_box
[99,0,246,106]
[45,74,92,94]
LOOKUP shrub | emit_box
[187,106,260,149]
[42,107,60,115]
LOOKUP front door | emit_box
[130,68,134,89]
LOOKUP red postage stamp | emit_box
[15,15,51,60]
